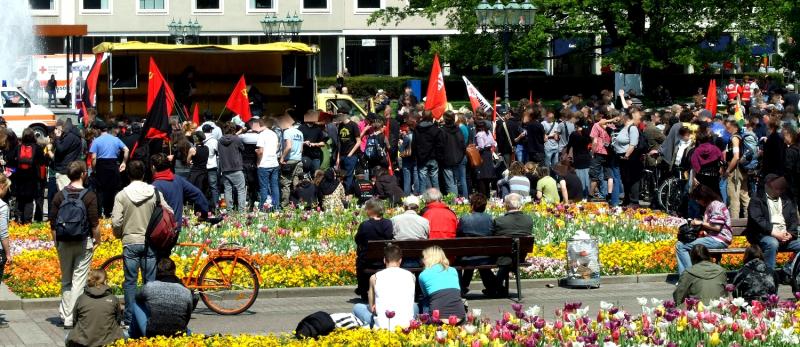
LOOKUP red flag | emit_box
[84,53,107,108]
[424,54,448,119]
[80,101,89,127]
[529,90,533,105]
[492,91,497,121]
[192,103,200,126]
[131,85,172,157]
[225,75,252,123]
[146,57,176,116]
[705,79,718,116]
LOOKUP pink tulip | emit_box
[204,238,212,245]
[448,315,459,326]
[554,320,564,329]
[260,226,269,233]
[432,310,440,322]
[471,339,482,347]
[385,310,395,319]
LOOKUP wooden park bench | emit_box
[708,218,795,263]
[364,236,535,301]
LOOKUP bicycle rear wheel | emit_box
[657,178,685,215]
[99,254,141,295]
[198,258,259,315]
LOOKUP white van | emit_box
[0,87,56,138]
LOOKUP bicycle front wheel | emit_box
[657,178,684,214]
[197,258,259,315]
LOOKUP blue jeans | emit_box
[719,178,729,205]
[352,303,375,328]
[544,147,559,167]
[123,244,156,325]
[129,300,190,338]
[515,144,527,163]
[443,165,458,197]
[401,158,419,195]
[456,157,468,198]
[418,160,439,190]
[675,237,727,274]
[575,168,590,199]
[257,167,280,210]
[303,157,321,174]
[341,155,359,192]
[609,164,622,206]
[755,235,800,274]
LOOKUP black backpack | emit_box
[629,126,648,157]
[295,311,335,339]
[54,189,90,242]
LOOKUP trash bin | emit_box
[562,230,601,289]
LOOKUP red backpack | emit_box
[18,144,34,170]
[145,189,178,253]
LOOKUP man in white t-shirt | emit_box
[202,124,220,208]
[352,244,417,330]
[255,118,280,210]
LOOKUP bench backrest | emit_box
[731,218,746,237]
[365,236,535,264]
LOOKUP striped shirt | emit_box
[508,176,531,197]
[705,200,732,245]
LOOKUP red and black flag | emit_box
[131,58,175,156]
[80,52,108,127]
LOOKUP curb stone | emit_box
[6,274,673,310]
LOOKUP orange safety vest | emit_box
[725,83,739,100]
[741,84,752,102]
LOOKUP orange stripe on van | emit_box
[1,115,56,123]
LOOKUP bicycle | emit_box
[100,242,261,315]
[657,173,688,215]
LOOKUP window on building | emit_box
[409,0,431,7]
[195,0,220,10]
[357,0,381,9]
[250,0,273,9]
[30,0,55,10]
[139,0,165,10]
[303,0,327,10]
[83,0,109,10]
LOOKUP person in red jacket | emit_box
[725,78,740,104]
[421,188,458,239]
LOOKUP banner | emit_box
[424,53,447,119]
[462,76,492,114]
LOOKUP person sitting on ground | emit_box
[290,172,318,210]
[491,193,534,297]
[554,163,585,203]
[420,188,458,239]
[372,167,404,206]
[391,195,429,241]
[732,245,777,302]
[747,174,800,284]
[673,244,726,304]
[456,193,498,297]
[317,168,347,211]
[507,162,531,197]
[354,199,394,301]
[352,244,416,330]
[675,184,732,275]
[128,258,193,338]
[66,269,123,347]
[418,246,466,321]
[535,166,560,204]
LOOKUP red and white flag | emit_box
[462,76,492,114]
[424,53,447,119]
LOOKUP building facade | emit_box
[30,0,456,77]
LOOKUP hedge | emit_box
[319,73,784,101]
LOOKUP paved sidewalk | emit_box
[0,281,794,346]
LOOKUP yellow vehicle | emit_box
[316,93,367,118]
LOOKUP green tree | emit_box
[370,0,788,73]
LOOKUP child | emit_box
[66,269,124,346]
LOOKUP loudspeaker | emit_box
[111,56,138,89]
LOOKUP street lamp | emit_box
[168,18,202,44]
[260,12,303,42]
[475,0,537,105]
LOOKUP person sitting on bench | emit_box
[456,193,498,297]
[491,193,534,298]
[747,174,799,284]
[675,184,731,275]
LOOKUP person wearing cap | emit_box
[89,120,129,218]
[747,174,800,282]
[390,195,429,241]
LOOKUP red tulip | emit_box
[467,312,475,323]
[432,310,440,322]
[385,310,395,319]
[448,315,459,326]
[260,226,269,233]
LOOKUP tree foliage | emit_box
[369,0,790,73]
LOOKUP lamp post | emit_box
[260,12,303,42]
[475,0,536,105]
[167,18,202,44]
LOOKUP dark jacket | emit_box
[153,173,209,230]
[746,192,799,240]
[496,117,521,155]
[762,131,785,176]
[785,144,800,200]
[492,211,534,266]
[673,261,727,304]
[54,126,82,174]
[373,174,404,205]
[66,285,123,347]
[49,186,100,231]
[217,134,244,172]
[732,258,777,302]
[137,277,193,338]
[441,124,466,166]
[413,121,444,164]
[290,180,318,209]
[457,212,493,237]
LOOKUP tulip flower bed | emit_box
[114,296,800,346]
[4,201,790,298]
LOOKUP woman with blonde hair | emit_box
[66,269,124,346]
[418,246,466,321]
